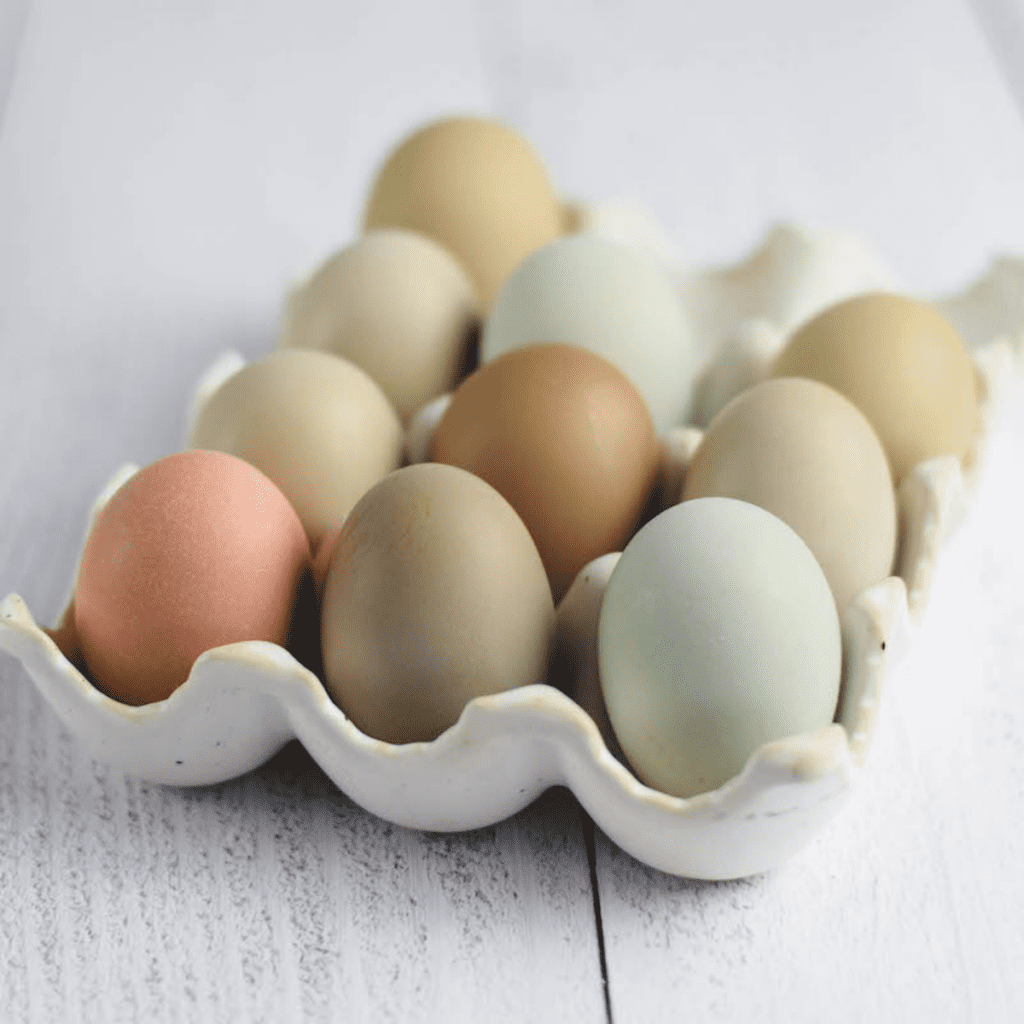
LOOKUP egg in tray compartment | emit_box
[2,115,1022,879]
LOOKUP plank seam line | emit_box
[0,0,33,146]
[583,815,613,1024]
[968,0,1024,128]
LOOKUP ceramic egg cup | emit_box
[1,206,1020,880]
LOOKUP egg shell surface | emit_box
[481,235,696,432]
[598,497,842,799]
[74,450,311,706]
[281,230,480,423]
[362,116,562,308]
[189,349,403,547]
[682,377,897,613]
[771,292,978,483]
[430,342,660,602]
[321,463,555,745]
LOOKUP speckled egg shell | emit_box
[73,450,311,706]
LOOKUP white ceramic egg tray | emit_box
[1,204,1021,880]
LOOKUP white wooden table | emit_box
[2,2,1023,1020]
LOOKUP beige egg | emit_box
[281,230,480,423]
[321,463,555,744]
[362,116,563,307]
[682,378,897,612]
[771,293,978,483]
[189,349,403,547]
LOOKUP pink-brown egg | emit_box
[74,450,311,705]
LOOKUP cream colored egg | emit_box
[281,230,480,423]
[189,349,403,547]
[683,377,897,612]
[481,235,696,432]
[599,498,842,799]
[321,463,555,744]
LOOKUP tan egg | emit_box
[771,293,978,483]
[321,463,555,744]
[682,378,897,612]
[189,349,403,548]
[280,230,480,423]
[430,343,660,602]
[362,116,562,307]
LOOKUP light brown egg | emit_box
[74,450,311,706]
[362,116,562,307]
[321,463,555,744]
[189,349,403,548]
[430,343,660,602]
[280,230,480,423]
[682,377,897,612]
[771,293,978,483]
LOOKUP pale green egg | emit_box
[481,235,695,432]
[598,497,842,799]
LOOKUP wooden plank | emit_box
[505,0,1024,1020]
[0,697,605,1023]
[971,0,1024,119]
[0,0,30,127]
[0,2,605,1020]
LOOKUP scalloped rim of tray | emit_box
[1,208,1019,880]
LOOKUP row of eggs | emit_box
[59,116,979,803]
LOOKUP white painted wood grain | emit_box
[6,0,1024,1020]
[0,693,604,1023]
[0,1,605,1020]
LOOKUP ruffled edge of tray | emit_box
[2,206,1018,879]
